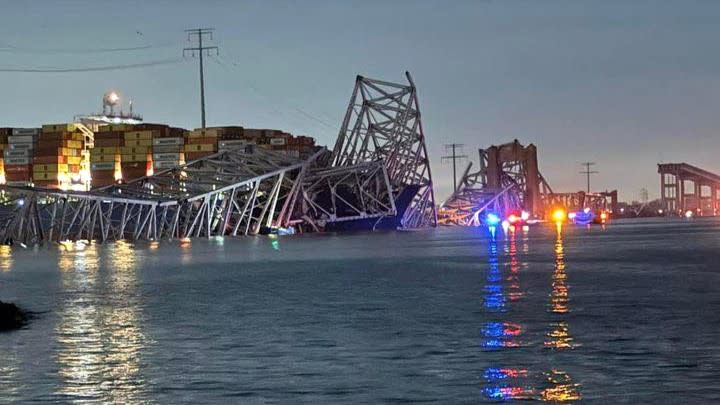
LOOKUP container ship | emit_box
[0,92,317,190]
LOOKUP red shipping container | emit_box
[33,156,68,164]
[94,138,124,147]
[5,164,32,173]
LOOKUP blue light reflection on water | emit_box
[481,224,581,402]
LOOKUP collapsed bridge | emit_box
[0,72,437,244]
[438,140,617,225]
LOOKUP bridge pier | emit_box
[658,163,720,216]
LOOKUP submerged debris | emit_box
[0,301,27,331]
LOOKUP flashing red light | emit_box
[507,214,519,224]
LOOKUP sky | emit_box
[2,0,720,202]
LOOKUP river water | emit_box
[0,218,719,403]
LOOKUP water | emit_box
[1,218,719,404]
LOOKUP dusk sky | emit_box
[2,0,720,201]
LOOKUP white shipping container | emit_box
[152,137,184,146]
[270,137,286,146]
[91,162,115,170]
[219,139,252,147]
[8,135,36,144]
[11,128,40,136]
[152,153,182,161]
[8,143,34,151]
[152,144,183,153]
[153,160,180,169]
[3,149,30,158]
[5,157,31,165]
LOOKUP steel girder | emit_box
[330,72,437,228]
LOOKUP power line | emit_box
[210,54,336,130]
[0,41,180,54]
[0,58,183,73]
[442,143,468,193]
[579,162,598,193]
[184,28,218,129]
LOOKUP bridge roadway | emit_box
[658,163,720,215]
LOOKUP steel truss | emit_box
[438,140,552,226]
[330,72,437,228]
[0,72,440,243]
[0,147,316,243]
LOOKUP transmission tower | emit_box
[579,162,598,193]
[184,28,218,129]
[442,144,468,193]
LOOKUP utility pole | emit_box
[579,162,598,193]
[442,144,468,193]
[184,28,218,129]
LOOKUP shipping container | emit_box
[90,154,116,163]
[33,164,69,172]
[92,147,120,154]
[185,137,217,145]
[121,153,150,162]
[4,149,31,158]
[184,144,216,152]
[152,144,183,153]
[124,130,154,140]
[90,162,115,170]
[8,135,36,144]
[184,151,215,161]
[120,146,151,154]
[152,153,182,161]
[42,123,77,133]
[36,139,81,149]
[33,155,67,164]
[32,172,63,181]
[188,128,219,138]
[153,160,180,169]
[152,137,183,146]
[94,138,123,147]
[5,157,31,165]
[124,139,153,147]
[270,137,287,146]
[8,143,34,151]
[11,128,40,136]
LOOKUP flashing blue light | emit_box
[482,322,505,338]
[481,339,504,349]
[484,368,509,381]
[486,212,501,226]
[482,386,510,400]
[573,210,595,225]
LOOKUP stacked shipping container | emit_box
[90,123,188,184]
[34,124,84,188]
[0,123,316,189]
[184,128,219,161]
[4,128,40,186]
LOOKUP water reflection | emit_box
[540,370,582,402]
[540,224,581,401]
[482,224,581,402]
[55,241,148,403]
[0,245,13,272]
[483,235,505,313]
[481,229,528,398]
[0,351,21,402]
[546,224,576,350]
[179,237,192,265]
